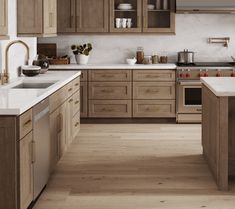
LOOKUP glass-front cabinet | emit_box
[143,0,175,33]
[110,0,142,32]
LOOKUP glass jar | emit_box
[143,55,152,65]
[136,47,144,64]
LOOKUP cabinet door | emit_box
[143,0,175,33]
[110,0,142,33]
[76,0,109,32]
[66,96,74,145]
[0,0,8,37]
[80,82,88,118]
[57,0,76,33]
[44,0,57,34]
[17,0,43,34]
[58,103,67,158]
[19,132,33,209]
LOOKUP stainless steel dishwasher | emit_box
[33,98,50,199]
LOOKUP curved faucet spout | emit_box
[1,40,30,85]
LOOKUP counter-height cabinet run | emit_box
[57,0,109,33]
[0,0,8,39]
[17,0,57,37]
[0,74,80,209]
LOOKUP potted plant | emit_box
[71,43,93,65]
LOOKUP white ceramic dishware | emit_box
[126,58,137,65]
[127,18,132,28]
[115,18,121,28]
[148,4,155,10]
[156,0,161,9]
[118,3,132,10]
[122,18,127,28]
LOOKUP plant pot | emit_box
[75,54,90,65]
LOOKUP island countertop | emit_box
[201,77,235,97]
[49,63,177,70]
[0,71,81,115]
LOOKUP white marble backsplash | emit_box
[38,14,235,64]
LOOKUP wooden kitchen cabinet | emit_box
[80,81,88,118]
[19,132,34,209]
[57,0,109,33]
[0,0,8,39]
[143,0,175,33]
[110,0,142,32]
[17,0,57,37]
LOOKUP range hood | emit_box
[177,0,235,13]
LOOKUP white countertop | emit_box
[0,71,81,115]
[201,77,235,97]
[49,63,177,70]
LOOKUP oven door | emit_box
[177,81,202,114]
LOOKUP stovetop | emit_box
[177,62,235,67]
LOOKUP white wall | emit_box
[0,0,37,80]
[38,14,235,64]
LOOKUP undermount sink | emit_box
[12,82,56,89]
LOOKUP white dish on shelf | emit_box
[117,3,133,10]
[126,58,137,66]
[148,4,155,10]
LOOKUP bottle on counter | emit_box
[136,47,144,64]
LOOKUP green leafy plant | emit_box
[71,43,93,56]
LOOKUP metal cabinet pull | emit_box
[24,119,32,126]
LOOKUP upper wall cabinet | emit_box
[0,0,8,39]
[17,0,57,37]
[58,0,109,33]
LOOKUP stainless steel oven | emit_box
[177,80,202,123]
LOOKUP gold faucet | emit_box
[1,40,30,85]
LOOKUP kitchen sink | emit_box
[12,82,56,89]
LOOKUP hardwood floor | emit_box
[34,124,235,209]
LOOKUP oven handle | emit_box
[177,81,202,86]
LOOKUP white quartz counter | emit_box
[49,63,177,70]
[201,77,235,97]
[0,71,81,115]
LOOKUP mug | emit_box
[122,18,127,28]
[127,18,132,28]
[115,18,121,28]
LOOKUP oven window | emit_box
[185,88,202,105]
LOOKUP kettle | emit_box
[178,49,195,64]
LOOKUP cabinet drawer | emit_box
[67,81,74,98]
[89,82,132,100]
[19,109,33,139]
[72,91,80,116]
[133,82,175,100]
[80,70,88,81]
[133,70,175,81]
[72,77,80,93]
[80,82,88,118]
[89,70,131,81]
[72,112,80,139]
[89,100,132,118]
[133,100,176,118]
[49,85,68,113]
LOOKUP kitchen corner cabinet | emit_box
[0,0,8,39]
[57,0,109,33]
[143,0,175,33]
[17,0,57,37]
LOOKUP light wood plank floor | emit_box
[34,124,235,209]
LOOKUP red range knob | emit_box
[198,73,204,77]
[231,72,235,77]
[186,73,190,78]
[180,73,185,78]
[204,73,209,77]
[216,73,221,77]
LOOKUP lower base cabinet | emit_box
[19,132,34,209]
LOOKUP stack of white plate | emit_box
[117,3,133,10]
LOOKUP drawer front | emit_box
[72,77,80,93]
[133,82,175,100]
[89,100,132,118]
[133,70,175,81]
[73,91,80,116]
[89,82,132,100]
[80,70,88,82]
[133,100,176,118]
[19,109,33,139]
[89,70,131,81]
[72,112,80,139]
[80,82,88,118]
[49,85,68,113]
[67,81,74,98]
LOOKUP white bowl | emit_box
[126,58,137,66]
[118,3,132,10]
[148,4,155,10]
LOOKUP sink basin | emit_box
[12,82,56,89]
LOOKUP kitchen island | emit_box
[201,77,235,191]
